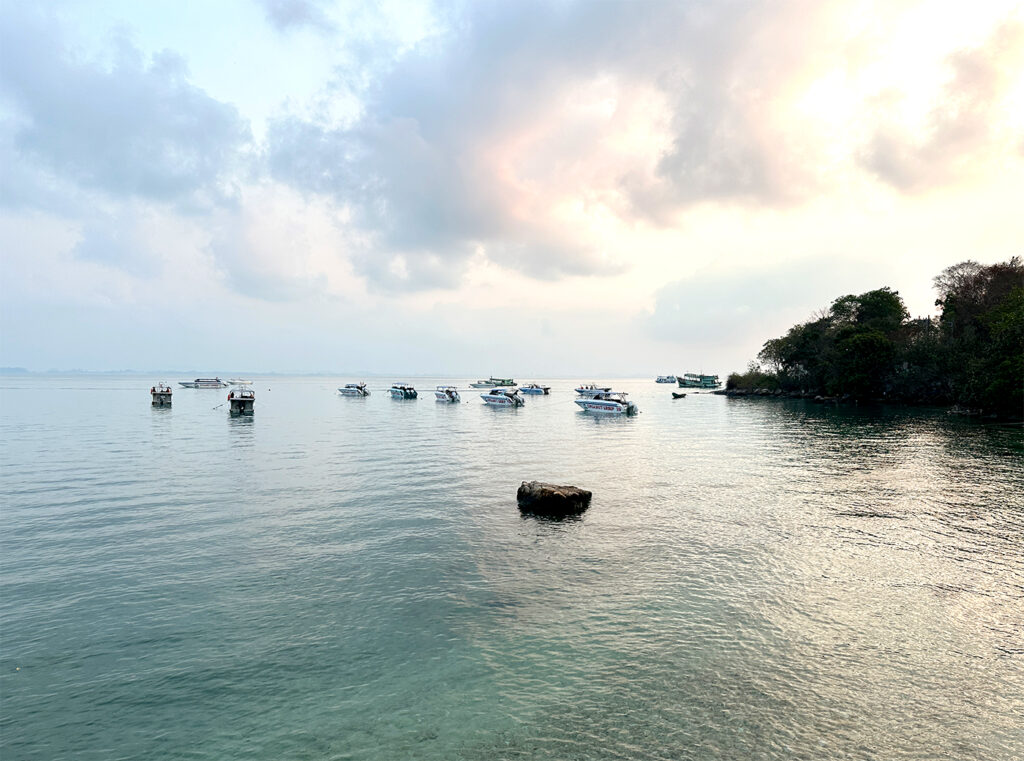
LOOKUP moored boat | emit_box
[655,375,677,383]
[150,383,172,406]
[388,383,418,399]
[678,373,721,389]
[338,382,371,397]
[228,378,253,385]
[434,385,461,402]
[469,376,516,388]
[179,377,228,388]
[227,385,255,415]
[575,383,612,397]
[575,391,639,415]
[520,383,550,395]
[480,387,525,407]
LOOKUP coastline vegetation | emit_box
[726,257,1024,418]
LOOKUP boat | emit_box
[434,385,461,402]
[179,378,228,388]
[678,373,721,389]
[338,382,371,397]
[655,375,677,383]
[575,391,639,415]
[388,383,418,399]
[575,383,613,397]
[227,385,255,416]
[480,387,525,407]
[150,383,172,406]
[469,376,516,388]
[672,392,687,399]
[228,378,253,385]
[520,383,550,395]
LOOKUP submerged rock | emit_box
[516,481,592,516]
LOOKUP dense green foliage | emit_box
[727,258,1023,417]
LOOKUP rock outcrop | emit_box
[516,481,592,516]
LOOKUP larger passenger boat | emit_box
[338,382,370,397]
[575,391,639,415]
[388,383,418,399]
[179,378,228,388]
[678,373,721,389]
[480,388,525,407]
[469,376,516,388]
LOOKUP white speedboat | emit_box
[655,375,677,383]
[575,383,612,397]
[179,378,228,388]
[575,391,639,415]
[480,388,525,407]
[469,376,515,388]
[338,382,370,397]
[388,383,418,399]
[520,383,550,395]
[228,378,253,385]
[434,385,461,402]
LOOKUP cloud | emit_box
[257,0,336,33]
[859,20,1024,191]
[0,5,251,208]
[262,0,865,290]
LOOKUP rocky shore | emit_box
[714,388,1019,419]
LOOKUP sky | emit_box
[1,0,1022,376]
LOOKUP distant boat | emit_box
[150,383,172,406]
[179,378,228,388]
[575,383,612,397]
[678,373,721,389]
[470,376,515,388]
[338,383,370,397]
[575,391,639,415]
[434,385,461,403]
[520,383,550,395]
[388,383,418,399]
[228,378,253,385]
[227,385,255,416]
[656,375,677,383]
[480,388,525,407]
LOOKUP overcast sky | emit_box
[1,0,1022,375]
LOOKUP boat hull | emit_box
[575,399,638,415]
[389,388,417,399]
[338,386,370,396]
[482,397,522,407]
[179,379,228,389]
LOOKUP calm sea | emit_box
[1,375,1022,760]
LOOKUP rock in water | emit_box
[516,481,592,516]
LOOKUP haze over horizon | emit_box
[2,0,1022,376]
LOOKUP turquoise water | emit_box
[1,375,1022,760]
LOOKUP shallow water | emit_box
[1,375,1022,760]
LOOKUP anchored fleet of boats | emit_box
[169,372,720,416]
